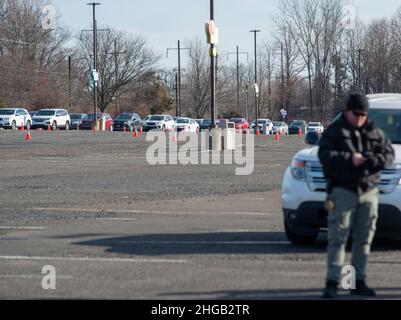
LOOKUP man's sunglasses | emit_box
[352,111,368,117]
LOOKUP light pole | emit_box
[250,29,261,133]
[227,46,248,114]
[87,2,101,128]
[210,0,216,127]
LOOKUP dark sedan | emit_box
[288,120,307,135]
[113,112,143,132]
[70,113,88,130]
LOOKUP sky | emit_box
[51,0,401,68]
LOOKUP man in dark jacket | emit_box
[318,94,395,299]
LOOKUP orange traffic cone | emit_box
[298,128,302,136]
[19,123,24,131]
[48,125,51,132]
[274,132,280,141]
[256,129,260,136]
[172,134,177,142]
[133,130,139,138]
[139,127,143,135]
[123,126,127,133]
[25,131,31,141]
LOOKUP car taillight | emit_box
[291,159,306,181]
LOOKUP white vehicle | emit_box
[31,109,71,130]
[272,121,289,135]
[307,122,324,133]
[143,115,175,132]
[0,108,32,130]
[282,94,401,244]
[175,117,200,133]
[250,119,273,134]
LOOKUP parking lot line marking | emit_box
[0,226,45,230]
[0,274,73,279]
[31,207,270,216]
[0,255,187,263]
[114,240,291,245]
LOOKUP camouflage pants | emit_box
[326,187,379,282]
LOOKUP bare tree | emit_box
[75,28,159,112]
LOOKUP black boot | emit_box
[322,280,338,299]
[350,280,376,297]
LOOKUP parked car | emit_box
[0,108,32,130]
[113,112,142,132]
[69,113,88,130]
[217,119,229,129]
[175,118,200,133]
[230,118,250,132]
[250,119,273,134]
[282,93,401,244]
[304,131,321,145]
[31,109,70,130]
[272,121,289,135]
[288,120,308,135]
[143,115,175,132]
[195,119,212,130]
[80,113,113,131]
[307,122,324,134]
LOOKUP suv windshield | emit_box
[149,116,164,121]
[0,109,15,115]
[37,110,55,116]
[177,119,190,124]
[116,113,131,120]
[291,121,303,126]
[70,114,83,120]
[273,122,282,126]
[369,109,401,144]
[230,119,243,123]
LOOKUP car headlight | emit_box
[291,159,306,181]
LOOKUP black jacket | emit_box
[318,113,395,195]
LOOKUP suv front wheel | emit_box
[284,219,319,245]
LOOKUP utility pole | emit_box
[227,46,248,114]
[87,2,101,128]
[280,42,285,115]
[68,55,72,111]
[167,40,190,117]
[107,38,126,115]
[250,29,261,132]
[357,49,363,93]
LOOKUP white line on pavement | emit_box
[95,218,138,221]
[0,226,45,230]
[0,255,187,263]
[0,274,73,279]
[31,207,270,216]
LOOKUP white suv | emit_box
[31,109,71,130]
[143,115,175,132]
[0,108,32,130]
[282,94,401,244]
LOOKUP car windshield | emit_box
[291,121,303,125]
[273,122,282,126]
[203,120,211,125]
[177,118,190,124]
[0,109,15,115]
[369,109,401,144]
[116,113,132,120]
[230,119,243,123]
[254,120,267,124]
[86,114,102,120]
[308,123,320,127]
[149,116,164,121]
[37,110,55,116]
[70,114,83,120]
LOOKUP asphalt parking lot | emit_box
[1,130,401,299]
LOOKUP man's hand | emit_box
[353,153,366,167]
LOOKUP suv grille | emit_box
[305,161,400,194]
